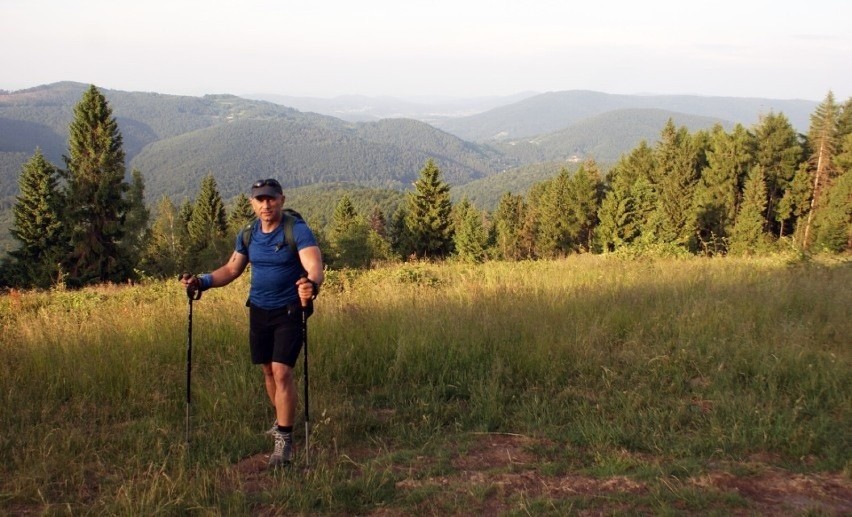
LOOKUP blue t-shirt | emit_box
[235,218,318,310]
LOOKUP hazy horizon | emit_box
[2,0,850,103]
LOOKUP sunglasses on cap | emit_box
[252,178,282,190]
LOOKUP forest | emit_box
[0,85,849,289]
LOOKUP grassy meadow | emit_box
[0,254,850,515]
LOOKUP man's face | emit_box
[251,194,284,223]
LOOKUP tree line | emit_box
[1,86,849,289]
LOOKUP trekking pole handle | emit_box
[180,273,203,300]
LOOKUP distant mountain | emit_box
[0,82,502,203]
[241,92,538,123]
[493,108,731,164]
[434,90,817,141]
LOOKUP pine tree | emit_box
[802,91,841,249]
[493,192,525,260]
[227,193,255,235]
[754,112,804,237]
[809,168,851,252]
[536,169,572,258]
[729,166,770,254]
[330,194,372,268]
[187,174,229,269]
[597,142,655,252]
[452,198,488,263]
[119,169,150,277]
[651,120,701,249]
[368,206,388,237]
[694,124,755,253]
[63,85,130,286]
[566,161,602,252]
[405,160,453,259]
[9,149,67,287]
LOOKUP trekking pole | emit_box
[301,285,311,466]
[181,273,202,445]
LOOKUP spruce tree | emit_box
[802,91,841,249]
[368,206,388,237]
[452,198,488,263]
[536,169,572,258]
[187,174,229,269]
[652,120,701,250]
[694,124,755,253]
[330,194,372,268]
[729,166,770,254]
[754,112,804,237]
[9,149,67,287]
[566,161,602,252]
[493,192,525,260]
[597,142,655,252]
[119,169,150,277]
[227,193,255,235]
[809,169,851,252]
[63,85,129,286]
[404,160,453,259]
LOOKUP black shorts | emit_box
[249,304,309,366]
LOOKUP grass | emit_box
[1,254,849,514]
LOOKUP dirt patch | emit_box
[223,433,851,515]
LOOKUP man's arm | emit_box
[296,245,324,303]
[181,251,249,291]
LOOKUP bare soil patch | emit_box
[227,433,851,515]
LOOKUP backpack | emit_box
[240,208,304,257]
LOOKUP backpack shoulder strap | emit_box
[281,211,298,255]
[240,219,258,255]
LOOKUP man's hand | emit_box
[296,276,318,306]
[180,273,204,299]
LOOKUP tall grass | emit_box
[1,255,849,513]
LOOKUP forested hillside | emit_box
[494,109,730,164]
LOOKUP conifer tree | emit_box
[597,142,655,251]
[452,197,488,263]
[368,206,388,237]
[9,149,67,287]
[63,85,129,286]
[566,161,602,252]
[187,174,229,269]
[493,192,525,260]
[405,160,453,258]
[754,112,804,237]
[536,169,572,258]
[809,169,851,252]
[802,91,841,249]
[695,124,755,253]
[651,120,700,249]
[330,194,372,268]
[119,169,150,277]
[227,193,255,235]
[729,166,770,254]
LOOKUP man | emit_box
[181,178,324,467]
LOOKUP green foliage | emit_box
[63,85,130,286]
[404,160,453,259]
[187,175,230,272]
[8,149,67,287]
[226,193,254,235]
[139,195,189,278]
[452,198,488,263]
[729,166,770,254]
[810,169,851,252]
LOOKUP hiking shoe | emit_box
[265,420,278,435]
[269,429,293,468]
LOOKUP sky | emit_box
[2,0,850,102]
